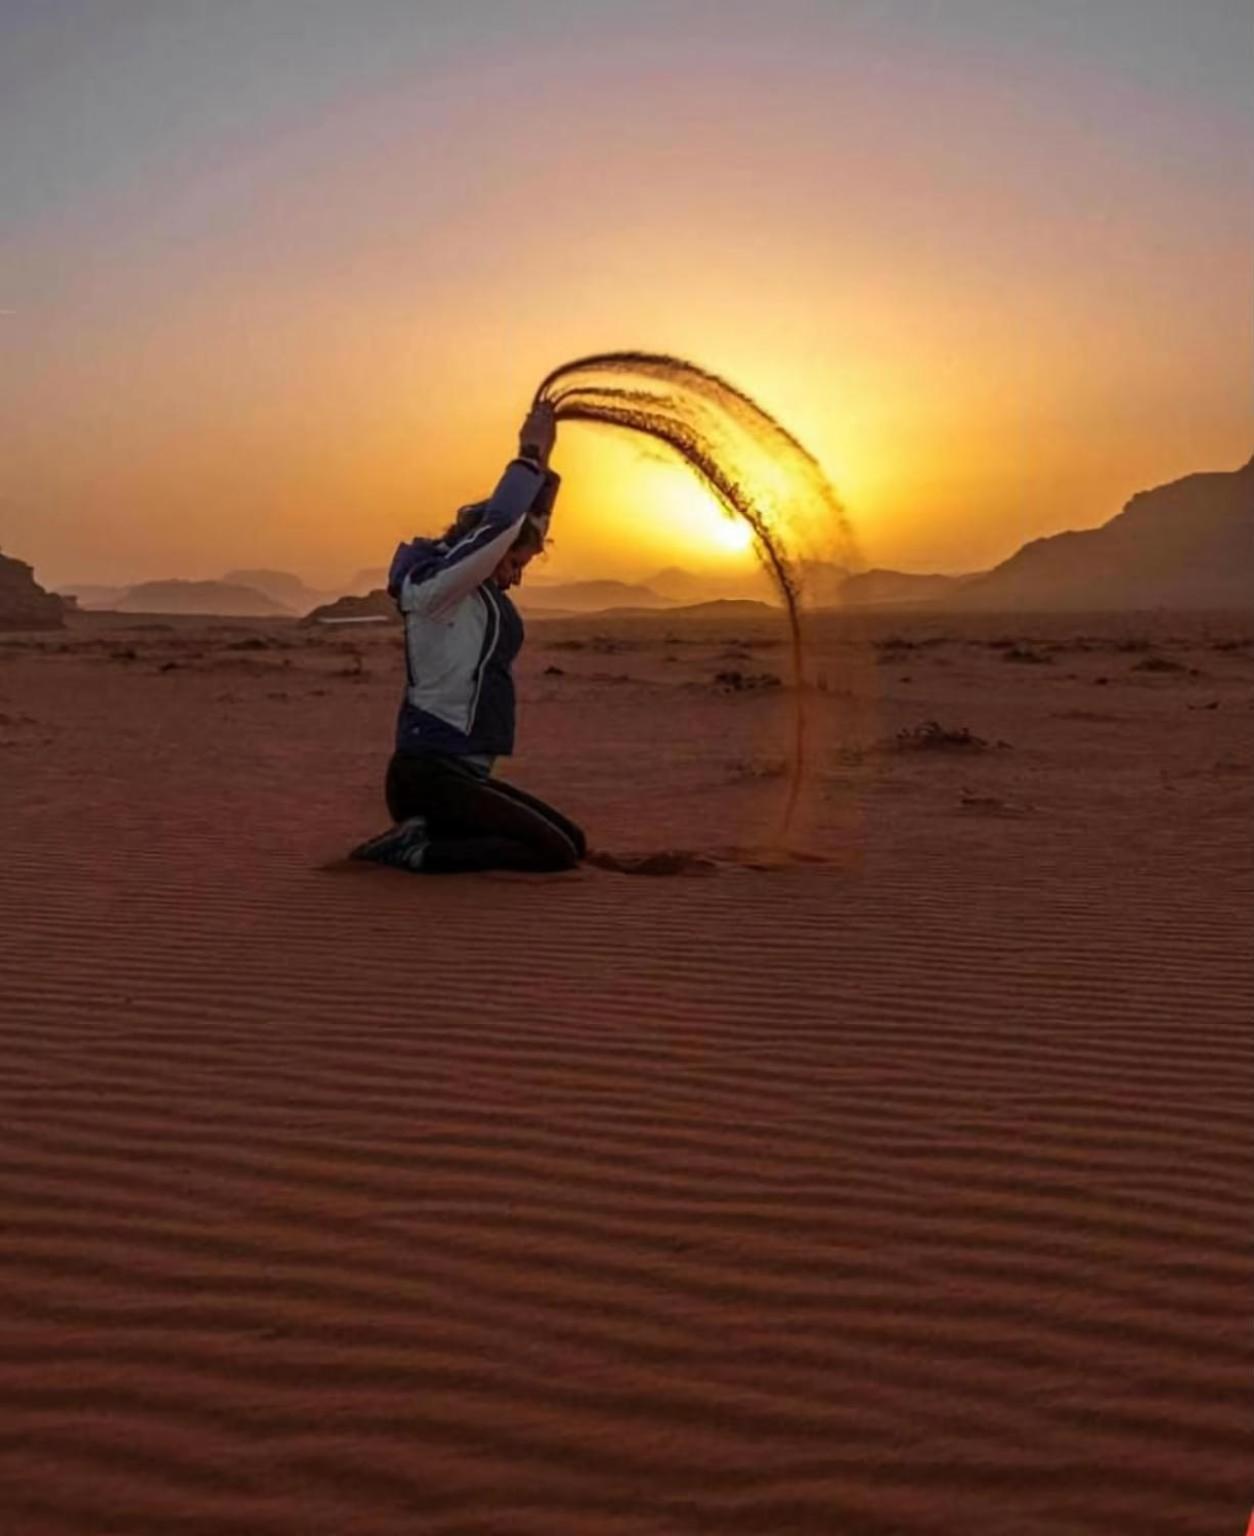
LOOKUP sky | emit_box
[2,0,1250,591]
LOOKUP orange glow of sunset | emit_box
[2,4,1248,594]
[635,467,756,560]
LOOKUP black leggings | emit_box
[385,753,586,873]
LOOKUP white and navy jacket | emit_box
[387,457,559,759]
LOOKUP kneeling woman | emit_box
[353,401,586,874]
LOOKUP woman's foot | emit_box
[349,816,430,872]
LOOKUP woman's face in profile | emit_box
[492,547,537,591]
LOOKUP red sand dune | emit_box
[0,608,1250,1535]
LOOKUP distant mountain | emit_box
[269,456,1254,627]
[954,457,1253,611]
[346,568,390,596]
[306,590,395,624]
[515,580,674,613]
[59,583,130,610]
[835,569,973,607]
[796,560,853,605]
[650,598,775,619]
[113,580,293,617]
[0,553,64,630]
[647,561,850,606]
[647,566,713,602]
[306,577,673,626]
[647,565,773,604]
[305,586,775,625]
[222,568,327,614]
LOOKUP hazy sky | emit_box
[3,0,1250,589]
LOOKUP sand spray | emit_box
[535,352,856,836]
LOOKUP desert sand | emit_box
[0,605,1249,1535]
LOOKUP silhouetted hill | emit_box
[0,553,64,630]
[59,583,129,610]
[796,560,853,605]
[347,568,390,596]
[646,566,771,604]
[649,598,775,619]
[306,588,778,626]
[647,567,721,603]
[306,590,395,624]
[518,580,673,613]
[113,581,293,617]
[223,569,326,614]
[954,458,1253,610]
[648,561,850,606]
[297,458,1254,626]
[835,569,973,607]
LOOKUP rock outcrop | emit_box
[954,457,1253,610]
[0,554,65,630]
[306,590,396,624]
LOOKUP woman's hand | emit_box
[518,399,557,468]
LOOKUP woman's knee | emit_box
[535,826,582,870]
[552,841,582,870]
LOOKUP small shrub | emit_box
[893,720,989,752]
[714,669,781,692]
[1132,655,1186,673]
[548,636,634,655]
[727,757,787,782]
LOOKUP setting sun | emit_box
[664,475,755,556]
[709,515,754,555]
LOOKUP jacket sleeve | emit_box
[399,458,552,620]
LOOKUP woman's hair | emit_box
[512,516,546,556]
[441,502,545,556]
[440,502,485,544]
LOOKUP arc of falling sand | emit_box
[534,352,853,835]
